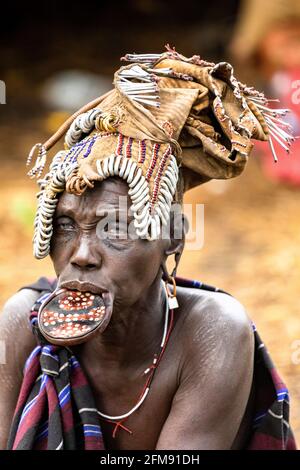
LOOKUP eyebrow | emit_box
[55,207,133,222]
[96,208,133,223]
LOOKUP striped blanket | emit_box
[7,277,297,450]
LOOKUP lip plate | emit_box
[37,287,112,346]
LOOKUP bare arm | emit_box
[0,289,39,449]
[156,294,254,450]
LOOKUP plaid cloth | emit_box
[8,280,104,450]
[7,276,297,450]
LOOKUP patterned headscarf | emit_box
[27,47,293,259]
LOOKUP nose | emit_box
[70,234,101,271]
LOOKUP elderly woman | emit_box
[0,48,296,450]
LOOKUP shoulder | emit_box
[177,284,250,324]
[1,288,41,330]
[175,286,254,381]
[0,288,41,377]
[177,285,253,349]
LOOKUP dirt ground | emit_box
[0,154,299,444]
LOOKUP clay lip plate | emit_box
[37,288,111,345]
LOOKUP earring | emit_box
[165,275,179,309]
[161,253,180,309]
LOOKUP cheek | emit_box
[108,241,163,298]
[50,233,77,274]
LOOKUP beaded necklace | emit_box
[97,281,175,438]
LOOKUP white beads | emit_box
[65,108,103,148]
[33,161,77,259]
[94,152,179,241]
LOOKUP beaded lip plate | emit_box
[27,47,294,260]
[38,289,112,346]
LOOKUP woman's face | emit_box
[50,177,176,310]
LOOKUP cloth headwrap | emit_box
[27,47,293,259]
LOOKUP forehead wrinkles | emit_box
[57,178,132,221]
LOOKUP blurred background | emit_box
[0,0,299,443]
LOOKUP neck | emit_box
[80,273,167,371]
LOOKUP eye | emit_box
[97,220,128,240]
[106,223,127,238]
[54,216,76,232]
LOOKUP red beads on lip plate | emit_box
[39,290,106,340]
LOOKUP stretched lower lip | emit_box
[59,281,108,297]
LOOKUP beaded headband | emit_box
[27,47,293,259]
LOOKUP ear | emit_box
[163,212,187,276]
